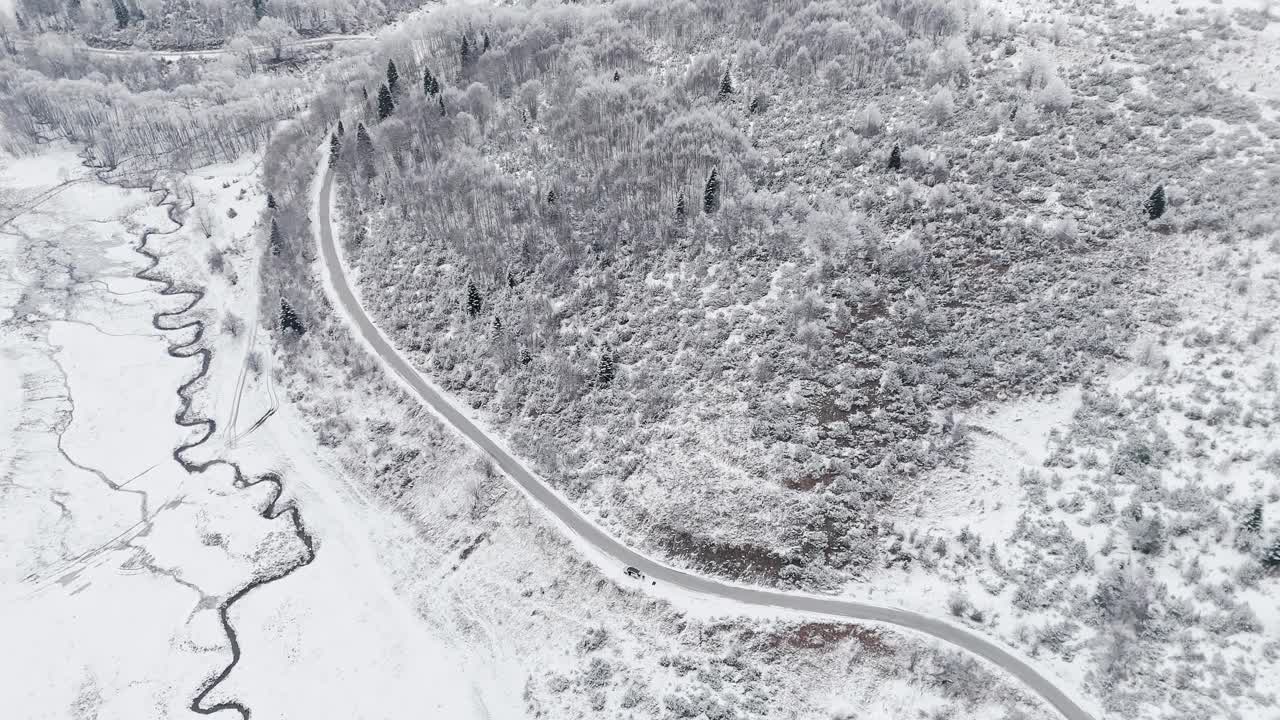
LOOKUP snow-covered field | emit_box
[0,145,487,720]
[0,146,294,718]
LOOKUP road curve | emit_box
[11,33,373,60]
[313,164,1096,720]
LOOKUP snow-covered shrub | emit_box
[926,86,955,125]
[926,36,971,87]
[852,103,884,137]
[1047,217,1078,244]
[1036,75,1073,114]
[1093,563,1159,633]
[222,311,245,338]
[1013,104,1043,136]
[1050,16,1069,46]
[901,145,930,174]
[1018,51,1054,89]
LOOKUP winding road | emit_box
[10,33,374,61]
[313,164,1097,720]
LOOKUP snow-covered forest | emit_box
[323,0,1275,589]
[8,0,422,49]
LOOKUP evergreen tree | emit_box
[613,70,621,82]
[355,123,375,177]
[519,348,532,365]
[546,187,557,205]
[266,193,276,209]
[438,94,447,117]
[269,219,282,255]
[703,168,720,214]
[336,119,344,137]
[280,298,305,335]
[460,34,472,68]
[1243,504,1263,534]
[386,59,399,95]
[377,84,395,120]
[675,190,686,219]
[466,282,483,316]
[112,0,129,29]
[888,144,902,171]
[492,316,502,335]
[1145,184,1166,220]
[597,351,615,386]
[1265,538,1280,570]
[328,133,341,168]
[718,67,733,97]
[423,67,439,96]
[482,31,490,52]
[361,86,369,103]
[748,95,760,114]
[251,0,265,21]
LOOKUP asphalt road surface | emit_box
[11,33,373,60]
[314,165,1096,720]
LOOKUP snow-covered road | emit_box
[313,162,1098,720]
[9,33,375,61]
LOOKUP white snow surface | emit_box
[0,145,486,720]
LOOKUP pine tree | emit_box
[386,59,399,95]
[675,190,687,219]
[251,0,265,21]
[112,0,129,29]
[519,348,533,365]
[1243,504,1263,534]
[888,144,902,171]
[748,95,760,114]
[377,84,395,120]
[491,316,502,335]
[1144,184,1166,220]
[613,70,621,82]
[336,119,345,137]
[266,193,276,209]
[280,298,305,334]
[466,282,483,317]
[460,34,471,68]
[355,123,375,178]
[718,67,733,97]
[703,168,720,214]
[546,187,557,206]
[1265,538,1280,570]
[482,31,490,52]
[269,219,282,255]
[597,351,615,386]
[423,67,439,96]
[438,94,446,117]
[328,133,341,168]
